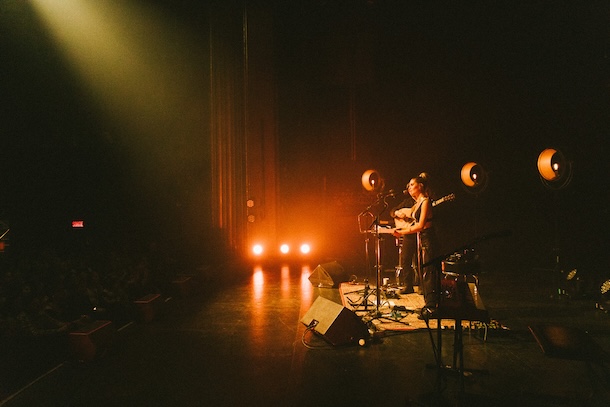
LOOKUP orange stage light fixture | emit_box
[300,243,311,255]
[537,148,572,189]
[537,148,563,181]
[252,244,264,256]
[461,162,482,188]
[460,162,489,196]
[361,169,383,192]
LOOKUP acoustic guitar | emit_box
[394,193,455,230]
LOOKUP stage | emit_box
[339,281,494,333]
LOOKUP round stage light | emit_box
[300,243,311,255]
[252,244,264,256]
[361,169,383,192]
[536,148,573,189]
[460,162,488,194]
[537,148,562,181]
[461,162,481,187]
[279,244,290,254]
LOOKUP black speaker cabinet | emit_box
[301,296,369,346]
[308,261,346,288]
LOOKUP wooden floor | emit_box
[2,259,610,407]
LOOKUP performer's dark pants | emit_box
[419,230,440,309]
[398,235,417,292]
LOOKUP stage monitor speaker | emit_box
[308,261,346,288]
[301,296,369,346]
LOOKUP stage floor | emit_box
[2,261,610,407]
[339,282,463,331]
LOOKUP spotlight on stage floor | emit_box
[460,162,488,194]
[537,148,572,190]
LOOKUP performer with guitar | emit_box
[393,173,442,315]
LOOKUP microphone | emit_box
[377,189,402,200]
[384,189,401,198]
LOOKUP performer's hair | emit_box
[414,172,431,196]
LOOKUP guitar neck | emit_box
[432,193,455,207]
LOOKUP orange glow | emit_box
[252,267,264,302]
[300,243,311,254]
[361,169,382,191]
[300,265,313,305]
[252,244,264,256]
[537,148,562,181]
[461,162,479,187]
[249,267,266,351]
[281,266,290,296]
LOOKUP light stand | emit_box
[460,162,489,239]
[371,207,385,316]
[537,148,573,300]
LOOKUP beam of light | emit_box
[29,0,207,185]
[30,1,165,121]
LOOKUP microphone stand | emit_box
[356,210,373,312]
[371,210,384,317]
[355,199,383,312]
[353,192,397,318]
